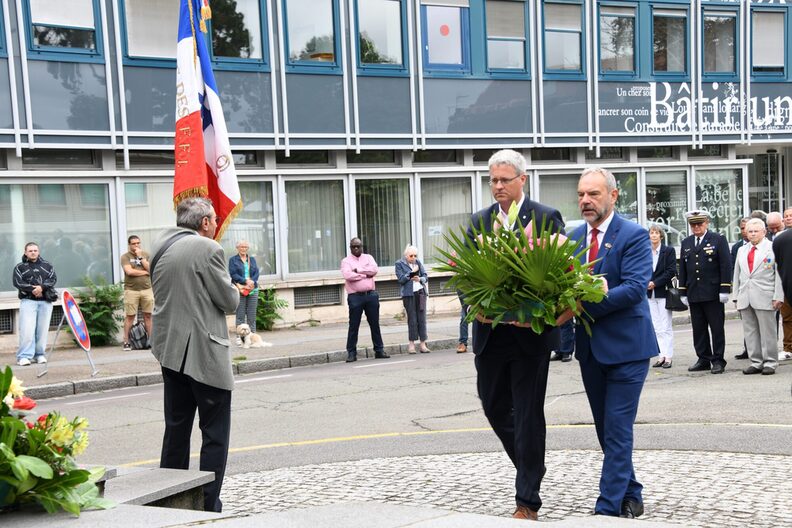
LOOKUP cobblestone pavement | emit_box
[221,449,791,526]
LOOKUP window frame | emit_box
[0,4,6,58]
[751,7,787,80]
[420,2,472,76]
[542,0,586,80]
[22,0,104,63]
[354,0,409,76]
[484,0,530,77]
[598,2,638,79]
[702,8,739,81]
[650,4,689,80]
[283,0,343,75]
[119,0,270,72]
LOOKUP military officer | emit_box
[678,210,732,374]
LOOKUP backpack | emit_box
[128,321,149,350]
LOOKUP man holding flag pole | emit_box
[151,0,242,513]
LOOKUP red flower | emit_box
[26,421,34,429]
[37,414,49,426]
[13,396,37,410]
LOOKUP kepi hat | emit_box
[685,210,710,225]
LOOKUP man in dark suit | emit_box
[678,210,732,374]
[151,197,240,512]
[566,167,657,518]
[773,228,792,370]
[731,217,750,360]
[468,149,564,521]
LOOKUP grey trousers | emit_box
[235,291,259,333]
[403,292,428,341]
[741,306,779,369]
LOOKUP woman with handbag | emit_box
[647,225,677,368]
[229,240,260,345]
[395,245,430,354]
[12,242,58,366]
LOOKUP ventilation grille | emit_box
[428,277,454,296]
[376,280,402,300]
[50,306,64,330]
[0,310,12,334]
[294,286,342,308]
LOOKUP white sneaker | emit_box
[779,351,792,361]
[17,358,31,366]
[34,356,47,364]
[235,337,242,346]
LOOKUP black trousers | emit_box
[475,347,550,511]
[346,291,384,354]
[689,300,726,366]
[160,367,232,512]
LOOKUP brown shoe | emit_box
[456,343,467,353]
[512,505,538,520]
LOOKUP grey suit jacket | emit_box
[731,238,784,311]
[150,227,240,391]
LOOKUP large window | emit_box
[1,183,113,290]
[124,182,176,256]
[422,1,470,72]
[645,171,687,247]
[421,177,471,264]
[695,169,743,243]
[599,5,635,74]
[212,0,264,60]
[486,0,527,71]
[704,12,736,75]
[26,0,100,59]
[752,10,785,75]
[285,0,338,67]
[220,181,277,275]
[544,2,582,73]
[358,0,404,68]
[124,0,178,59]
[355,179,411,267]
[653,8,687,74]
[285,180,345,273]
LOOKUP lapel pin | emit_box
[604,242,613,249]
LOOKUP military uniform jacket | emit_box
[678,230,732,302]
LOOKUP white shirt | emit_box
[650,245,661,298]
[586,210,615,252]
[498,194,527,231]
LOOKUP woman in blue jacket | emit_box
[228,240,260,340]
[395,245,430,353]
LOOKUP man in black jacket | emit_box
[12,242,57,366]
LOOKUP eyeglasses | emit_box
[350,245,362,248]
[488,174,521,186]
[407,254,417,257]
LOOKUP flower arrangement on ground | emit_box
[0,366,113,515]
[436,204,607,335]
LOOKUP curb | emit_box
[25,338,460,401]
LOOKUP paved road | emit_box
[32,318,792,526]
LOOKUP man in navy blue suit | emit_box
[566,167,658,518]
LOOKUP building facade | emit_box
[0,0,791,335]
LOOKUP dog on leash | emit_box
[236,323,272,349]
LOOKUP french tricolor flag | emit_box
[174,0,241,240]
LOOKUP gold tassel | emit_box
[201,1,212,20]
[199,18,207,33]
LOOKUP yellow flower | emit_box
[8,375,25,399]
[49,416,75,447]
[72,432,89,456]
[73,417,89,432]
[2,394,13,408]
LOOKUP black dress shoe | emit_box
[735,351,749,360]
[620,499,644,519]
[374,352,390,359]
[561,353,573,362]
[711,363,725,374]
[345,353,357,363]
[743,365,762,375]
[549,351,562,361]
[762,366,775,375]
[688,360,711,372]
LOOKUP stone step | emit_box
[102,466,214,510]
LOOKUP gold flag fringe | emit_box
[214,199,243,242]
[172,186,209,210]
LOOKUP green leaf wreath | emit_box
[435,204,607,335]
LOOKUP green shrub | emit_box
[255,287,288,331]
[71,277,124,346]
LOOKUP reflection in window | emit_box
[413,149,457,164]
[125,183,148,205]
[80,184,107,207]
[23,148,96,167]
[116,150,176,167]
[473,149,497,163]
[286,180,344,273]
[653,9,686,73]
[356,179,411,266]
[613,172,637,220]
[29,0,96,50]
[286,0,336,63]
[704,13,735,74]
[544,3,581,71]
[124,182,176,255]
[123,0,178,58]
[539,174,578,226]
[532,147,570,162]
[688,145,723,158]
[220,181,277,275]
[486,0,525,70]
[423,2,468,69]
[358,0,402,65]
[212,0,263,59]
[585,147,624,160]
[421,177,471,264]
[752,11,785,74]
[638,146,673,159]
[600,6,634,73]
[276,150,330,165]
[0,183,113,290]
[696,169,742,243]
[645,171,687,247]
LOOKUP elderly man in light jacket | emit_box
[150,197,239,512]
[732,218,784,376]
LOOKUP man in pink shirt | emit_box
[341,238,388,362]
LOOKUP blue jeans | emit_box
[559,318,575,354]
[459,303,470,345]
[17,299,53,361]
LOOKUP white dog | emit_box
[235,323,272,349]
